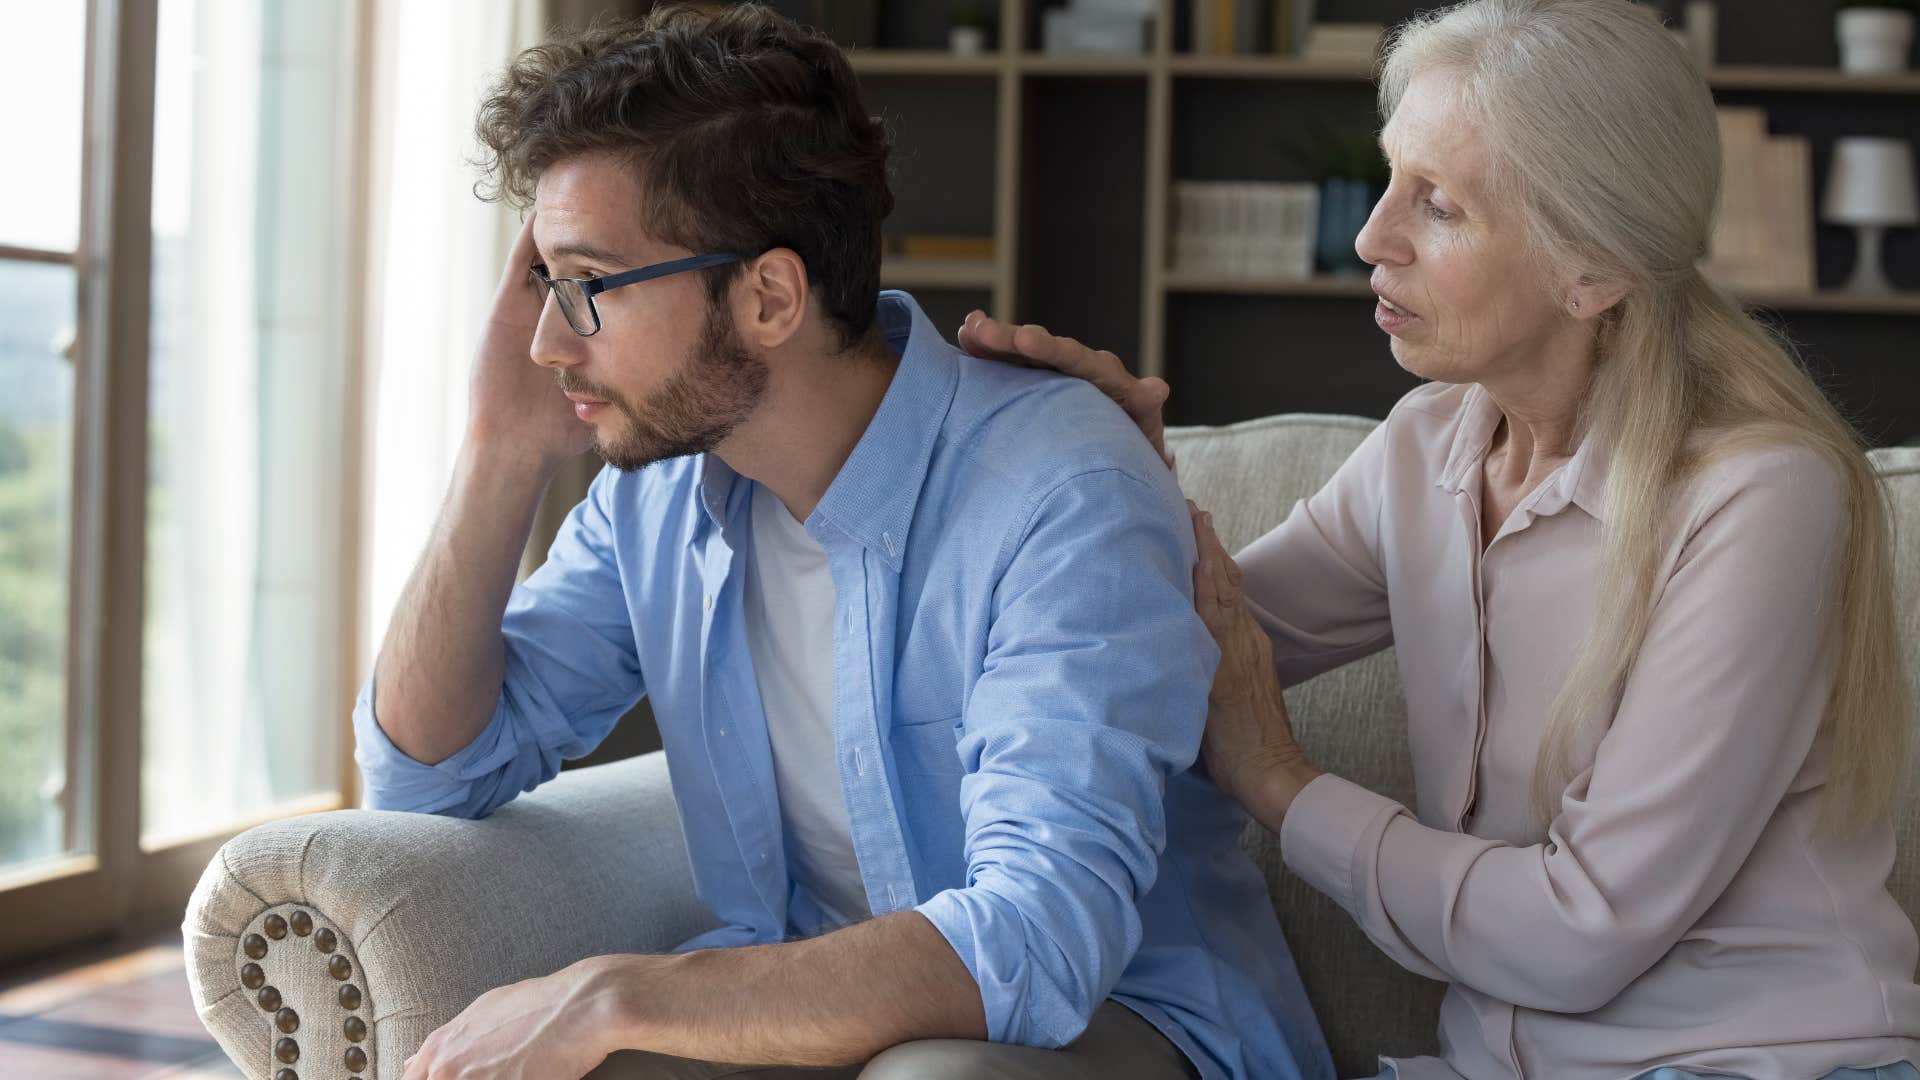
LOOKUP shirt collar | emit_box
[1436,383,1610,523]
[689,291,957,569]
[809,291,958,571]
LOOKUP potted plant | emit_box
[1284,123,1391,276]
[949,0,994,56]
[1837,0,1917,74]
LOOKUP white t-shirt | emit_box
[741,480,872,927]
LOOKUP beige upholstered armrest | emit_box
[184,750,715,1078]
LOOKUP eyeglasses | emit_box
[529,252,743,337]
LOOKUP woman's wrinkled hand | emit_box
[956,310,1173,469]
[1190,502,1322,831]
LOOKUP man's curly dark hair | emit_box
[473,2,895,348]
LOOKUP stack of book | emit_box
[1186,1,1379,60]
[1169,181,1320,278]
[1300,23,1383,64]
[1702,107,1813,293]
[1190,0,1311,56]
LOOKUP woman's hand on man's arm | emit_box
[957,310,1174,468]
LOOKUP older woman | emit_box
[959,1,1918,1078]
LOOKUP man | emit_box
[356,5,1332,1079]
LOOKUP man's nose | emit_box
[530,295,585,370]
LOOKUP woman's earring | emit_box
[1571,297,1581,312]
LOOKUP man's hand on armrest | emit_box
[599,910,985,1066]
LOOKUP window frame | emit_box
[0,0,372,966]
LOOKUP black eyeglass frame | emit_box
[529,252,744,337]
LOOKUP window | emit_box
[0,0,365,962]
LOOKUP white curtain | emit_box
[145,0,360,841]
[355,0,548,759]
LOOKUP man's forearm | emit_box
[592,911,986,1066]
[371,438,555,765]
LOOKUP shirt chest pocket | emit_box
[887,714,970,890]
[889,713,965,777]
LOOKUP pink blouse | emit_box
[1245,382,1920,1079]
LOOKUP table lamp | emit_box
[1822,136,1918,293]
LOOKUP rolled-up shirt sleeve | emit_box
[353,466,644,818]
[1280,448,1846,1013]
[914,467,1218,1048]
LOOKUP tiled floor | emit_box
[0,933,243,1078]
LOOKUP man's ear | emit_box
[734,248,810,351]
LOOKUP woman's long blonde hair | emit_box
[1378,0,1911,829]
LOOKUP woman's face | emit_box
[1356,72,1574,389]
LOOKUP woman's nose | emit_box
[1354,193,1410,268]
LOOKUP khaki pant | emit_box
[585,1000,1202,1080]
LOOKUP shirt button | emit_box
[853,747,866,776]
[703,594,714,611]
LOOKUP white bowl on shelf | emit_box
[1837,8,1915,75]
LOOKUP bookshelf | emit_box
[818,0,1920,445]
[1162,270,1920,316]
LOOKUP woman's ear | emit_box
[734,248,810,351]
[1567,277,1628,321]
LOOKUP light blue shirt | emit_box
[353,291,1334,1080]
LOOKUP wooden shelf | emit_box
[1707,65,1920,94]
[847,50,1001,76]
[1018,53,1152,76]
[850,46,1920,94]
[1162,271,1920,315]
[1739,288,1920,315]
[1168,55,1374,81]
[1164,54,1920,94]
[881,256,998,289]
[1164,272,1374,297]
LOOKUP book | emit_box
[1702,107,1814,292]
[1763,135,1814,291]
[1212,0,1237,56]
[1302,23,1383,63]
[1170,180,1320,278]
[1271,0,1295,56]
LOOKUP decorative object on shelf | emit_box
[1314,178,1381,275]
[1822,136,1918,292]
[1043,0,1153,56]
[808,0,879,49]
[1836,0,1916,74]
[1302,23,1385,64]
[1684,1,1718,66]
[896,234,996,259]
[948,0,992,56]
[1702,107,1815,292]
[1170,181,1319,277]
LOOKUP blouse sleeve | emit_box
[1234,416,1396,688]
[1279,446,1846,1011]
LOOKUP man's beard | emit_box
[558,299,768,472]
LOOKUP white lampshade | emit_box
[1822,137,1919,227]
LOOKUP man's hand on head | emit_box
[466,210,595,477]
